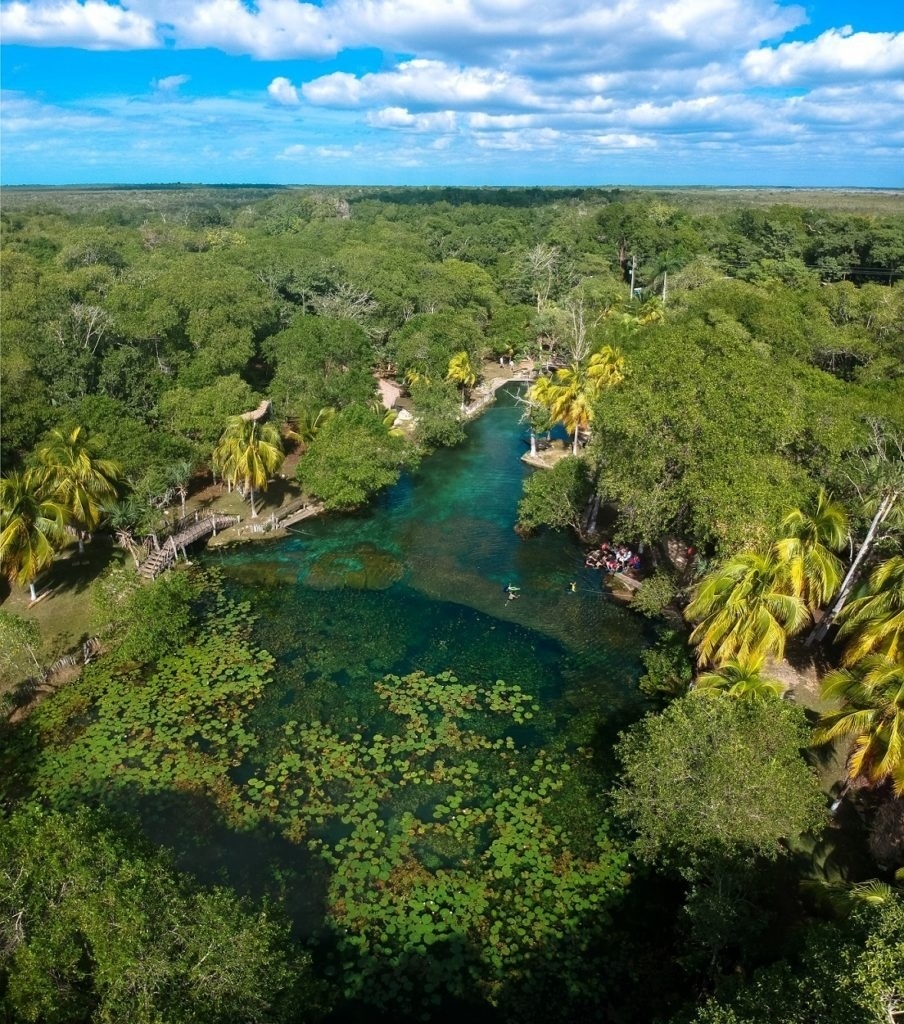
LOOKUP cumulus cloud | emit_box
[742,27,904,85]
[366,106,457,131]
[303,58,538,110]
[1,0,806,65]
[268,76,300,105]
[2,0,903,185]
[1,0,157,49]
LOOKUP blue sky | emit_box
[1,0,902,186]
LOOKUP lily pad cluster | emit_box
[4,593,272,819]
[240,670,630,1010]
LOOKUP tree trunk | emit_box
[249,483,258,518]
[29,582,37,602]
[530,431,537,457]
[572,431,580,456]
[806,490,897,645]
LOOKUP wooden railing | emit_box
[137,513,239,578]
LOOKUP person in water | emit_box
[504,583,521,600]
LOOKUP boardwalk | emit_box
[138,512,240,578]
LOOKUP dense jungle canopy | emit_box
[1,185,903,1024]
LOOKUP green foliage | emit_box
[408,378,466,450]
[612,694,826,872]
[631,571,679,618]
[158,375,259,457]
[390,310,485,382]
[297,404,408,509]
[688,893,904,1024]
[113,569,202,667]
[266,316,376,418]
[0,805,311,1024]
[517,457,592,535]
[588,284,876,550]
[0,610,42,683]
[637,627,693,706]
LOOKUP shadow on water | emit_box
[89,783,331,937]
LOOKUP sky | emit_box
[1,0,903,187]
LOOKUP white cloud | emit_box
[303,58,537,110]
[743,27,904,85]
[0,0,157,49]
[3,0,903,186]
[170,0,337,59]
[268,76,300,105]
[153,74,190,92]
[366,106,457,131]
[0,0,808,66]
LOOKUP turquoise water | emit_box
[210,387,648,750]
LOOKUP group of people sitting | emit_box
[585,541,641,573]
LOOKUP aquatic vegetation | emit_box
[2,591,272,822]
[241,670,631,1011]
[304,543,406,590]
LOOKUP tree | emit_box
[813,654,904,795]
[0,469,68,601]
[407,378,466,450]
[34,426,122,551]
[694,653,785,699]
[689,893,904,1024]
[517,457,593,536]
[445,350,477,410]
[774,489,848,611]
[808,425,904,645]
[685,551,810,667]
[529,342,625,455]
[836,556,904,666]
[162,459,195,518]
[290,406,336,453]
[0,805,313,1024]
[296,404,408,510]
[266,316,376,419]
[212,417,284,518]
[611,694,825,871]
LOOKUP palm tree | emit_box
[685,550,810,667]
[836,556,904,666]
[694,653,785,699]
[446,351,477,411]
[212,417,284,518]
[0,470,68,601]
[807,424,903,645]
[163,459,194,518]
[529,345,624,456]
[106,495,156,568]
[34,426,122,551]
[774,489,848,611]
[813,653,904,795]
[290,407,336,453]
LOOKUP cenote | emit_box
[59,386,654,1021]
[213,385,648,732]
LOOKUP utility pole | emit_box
[629,254,636,301]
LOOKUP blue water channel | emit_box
[210,386,649,752]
